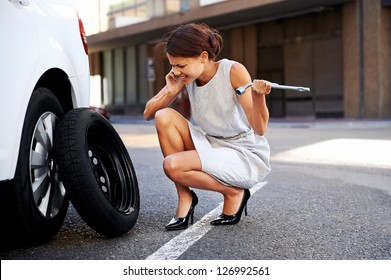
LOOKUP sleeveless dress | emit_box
[185,59,271,189]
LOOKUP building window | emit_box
[126,46,137,104]
[200,0,226,6]
[103,50,113,106]
[114,49,125,105]
[107,0,182,29]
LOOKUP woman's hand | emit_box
[143,70,185,121]
[251,79,272,95]
[166,70,185,95]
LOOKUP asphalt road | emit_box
[1,118,391,260]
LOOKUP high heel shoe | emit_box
[165,190,198,231]
[210,189,250,226]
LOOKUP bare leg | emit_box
[154,108,195,218]
[154,108,245,217]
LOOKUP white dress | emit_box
[186,59,271,189]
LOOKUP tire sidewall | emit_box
[55,108,139,237]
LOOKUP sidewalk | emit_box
[269,118,391,128]
[110,114,391,129]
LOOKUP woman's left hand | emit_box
[252,79,272,95]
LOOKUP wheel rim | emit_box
[29,112,66,219]
[87,126,136,215]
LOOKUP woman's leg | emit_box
[154,108,196,218]
[163,150,245,216]
[154,108,245,217]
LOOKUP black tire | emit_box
[54,108,139,237]
[0,87,68,246]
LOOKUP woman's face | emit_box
[167,53,205,85]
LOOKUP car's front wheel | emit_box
[1,87,68,246]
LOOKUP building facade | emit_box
[86,0,391,119]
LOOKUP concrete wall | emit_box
[255,8,343,118]
[344,1,391,118]
[363,0,391,118]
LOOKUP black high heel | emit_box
[165,190,198,231]
[210,189,250,226]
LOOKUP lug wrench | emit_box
[235,82,310,95]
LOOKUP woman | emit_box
[144,23,271,230]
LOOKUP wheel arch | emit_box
[35,68,74,113]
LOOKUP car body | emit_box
[0,0,90,245]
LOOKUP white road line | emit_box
[145,182,267,260]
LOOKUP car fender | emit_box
[2,49,89,181]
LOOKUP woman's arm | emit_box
[230,63,271,135]
[144,71,185,121]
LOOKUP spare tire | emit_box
[54,108,139,237]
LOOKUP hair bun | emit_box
[209,32,223,57]
[156,23,223,61]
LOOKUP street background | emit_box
[1,117,390,260]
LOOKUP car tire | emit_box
[54,108,139,237]
[1,87,69,246]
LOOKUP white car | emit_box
[0,0,139,246]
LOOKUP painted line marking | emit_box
[145,182,267,260]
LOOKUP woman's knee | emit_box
[163,155,181,181]
[154,108,178,130]
[163,151,201,182]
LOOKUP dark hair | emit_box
[154,23,223,61]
